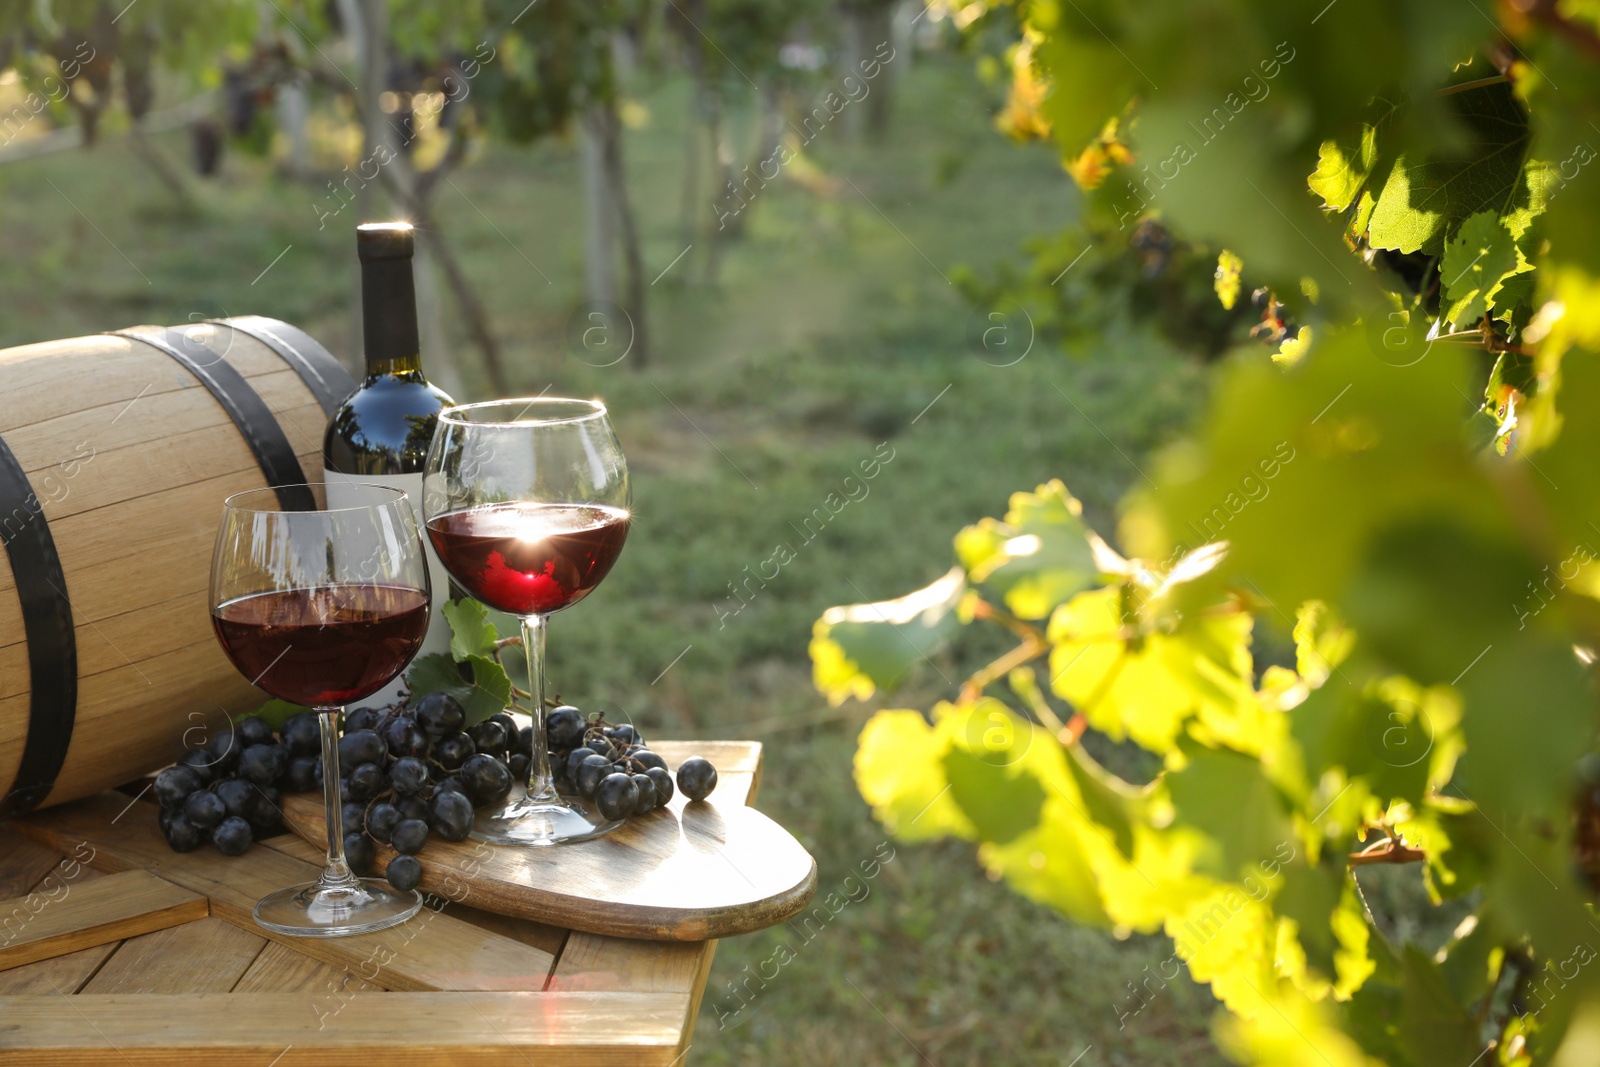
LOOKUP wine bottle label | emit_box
[324,469,451,707]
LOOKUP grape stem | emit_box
[1347,837,1427,866]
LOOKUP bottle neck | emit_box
[359,254,424,380]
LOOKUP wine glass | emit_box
[210,482,430,936]
[423,398,630,846]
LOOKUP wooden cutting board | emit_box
[282,740,817,941]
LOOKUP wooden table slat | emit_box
[0,836,70,898]
[81,916,267,994]
[231,940,384,995]
[0,869,207,972]
[0,991,691,1066]
[11,794,559,993]
[0,943,120,995]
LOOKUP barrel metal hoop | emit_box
[0,433,78,816]
[113,329,317,513]
[205,316,356,417]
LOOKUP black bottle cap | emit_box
[356,221,414,260]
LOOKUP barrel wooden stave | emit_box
[0,320,352,811]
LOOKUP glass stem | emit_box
[523,613,557,802]
[316,708,361,890]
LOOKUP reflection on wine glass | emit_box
[423,398,630,846]
[211,482,430,936]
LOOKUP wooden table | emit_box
[0,740,767,1064]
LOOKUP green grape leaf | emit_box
[942,746,1047,846]
[1048,586,1254,754]
[810,567,965,705]
[1365,81,1531,254]
[1062,741,1143,859]
[1439,211,1526,328]
[1029,7,1142,158]
[405,652,513,727]
[955,480,1099,620]
[1398,945,1481,1067]
[1308,99,1397,213]
[1275,856,1346,978]
[1166,740,1294,882]
[250,699,309,730]
[854,709,974,842]
[1215,250,1243,310]
[1292,600,1353,688]
[443,598,501,662]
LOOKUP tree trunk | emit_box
[415,215,508,393]
[701,88,727,285]
[580,101,617,308]
[863,3,895,139]
[129,121,198,210]
[276,74,312,179]
[600,95,649,369]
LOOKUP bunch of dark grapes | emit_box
[153,714,298,858]
[543,706,718,822]
[154,694,720,895]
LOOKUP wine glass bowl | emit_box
[424,398,631,846]
[210,482,430,936]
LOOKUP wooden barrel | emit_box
[0,317,356,814]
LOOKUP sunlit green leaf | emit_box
[810,567,965,705]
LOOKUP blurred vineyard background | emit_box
[0,1,1281,1063]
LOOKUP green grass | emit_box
[0,56,1224,1064]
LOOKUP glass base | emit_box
[472,788,623,846]
[253,879,422,937]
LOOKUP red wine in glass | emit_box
[212,584,429,706]
[426,503,630,616]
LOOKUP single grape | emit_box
[338,729,386,768]
[177,748,218,784]
[366,801,402,843]
[545,706,586,749]
[514,725,535,757]
[160,810,206,852]
[344,707,381,733]
[206,729,240,772]
[215,778,258,819]
[346,761,386,803]
[428,790,474,842]
[342,800,369,834]
[238,743,287,787]
[490,712,520,741]
[248,785,282,832]
[237,715,276,749]
[645,767,675,807]
[468,720,508,757]
[389,756,431,797]
[461,754,513,806]
[594,772,639,822]
[386,854,423,893]
[575,754,613,799]
[154,766,203,810]
[182,789,225,830]
[384,716,429,758]
[435,732,476,771]
[415,691,466,736]
[676,757,717,802]
[434,776,467,798]
[396,795,429,821]
[508,753,530,783]
[285,755,321,793]
[586,737,613,758]
[338,831,374,875]
[280,712,321,756]
[211,816,253,856]
[566,747,596,781]
[391,818,430,855]
[629,773,657,816]
[608,723,643,747]
[631,749,668,773]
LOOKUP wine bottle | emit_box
[323,221,455,700]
